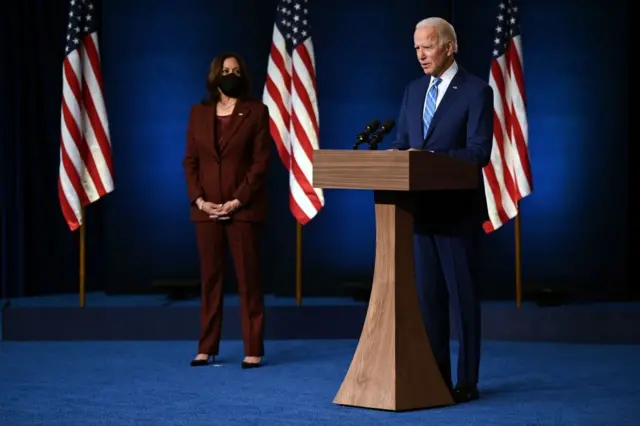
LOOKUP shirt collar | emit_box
[431,60,458,86]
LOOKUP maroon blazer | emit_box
[182,99,272,222]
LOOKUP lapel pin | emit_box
[452,86,458,89]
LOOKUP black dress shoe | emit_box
[241,361,262,369]
[190,355,214,367]
[452,385,479,403]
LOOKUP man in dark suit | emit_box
[390,17,494,403]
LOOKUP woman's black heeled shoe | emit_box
[190,355,214,367]
[241,361,262,369]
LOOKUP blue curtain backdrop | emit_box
[0,0,630,301]
[0,0,109,299]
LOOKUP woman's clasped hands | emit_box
[198,198,241,221]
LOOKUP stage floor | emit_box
[1,292,365,307]
[1,339,638,425]
[2,292,640,343]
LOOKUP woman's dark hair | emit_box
[204,52,253,104]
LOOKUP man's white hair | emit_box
[415,17,458,53]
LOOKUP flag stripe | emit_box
[490,60,519,204]
[482,0,532,233]
[263,0,324,225]
[263,28,292,167]
[59,0,114,231]
[61,96,93,203]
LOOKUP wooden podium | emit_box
[312,149,479,411]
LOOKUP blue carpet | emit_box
[1,340,638,425]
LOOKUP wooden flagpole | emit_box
[514,202,522,308]
[296,221,302,305]
[79,207,86,307]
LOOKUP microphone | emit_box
[352,119,380,149]
[367,119,395,150]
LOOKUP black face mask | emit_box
[218,74,244,98]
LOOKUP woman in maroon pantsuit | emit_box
[182,52,271,368]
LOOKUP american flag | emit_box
[482,0,532,233]
[59,0,114,231]
[263,0,324,225]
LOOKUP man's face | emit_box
[414,26,452,77]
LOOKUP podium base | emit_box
[333,191,454,411]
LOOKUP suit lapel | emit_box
[218,101,251,153]
[201,105,219,160]
[412,76,431,146]
[424,70,466,142]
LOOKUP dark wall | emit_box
[0,0,629,301]
[454,0,629,299]
[1,0,104,298]
[98,0,454,296]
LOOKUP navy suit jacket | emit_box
[391,66,494,232]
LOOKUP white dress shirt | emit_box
[423,60,459,114]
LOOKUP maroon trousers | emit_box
[195,220,265,356]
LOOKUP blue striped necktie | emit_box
[423,77,442,138]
